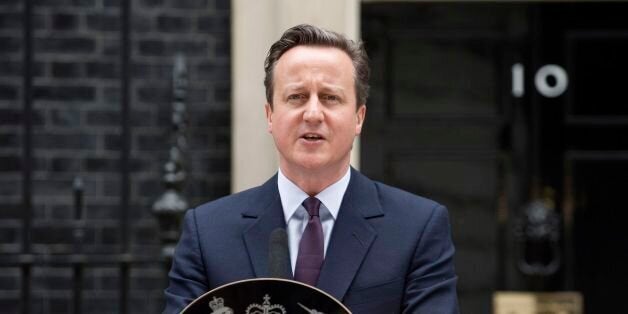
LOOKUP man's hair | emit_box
[264,24,370,107]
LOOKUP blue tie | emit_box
[294,197,324,286]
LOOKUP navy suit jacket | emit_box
[164,169,459,313]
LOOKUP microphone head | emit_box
[268,228,291,279]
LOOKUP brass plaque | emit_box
[493,291,583,314]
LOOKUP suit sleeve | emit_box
[402,204,459,314]
[163,209,209,314]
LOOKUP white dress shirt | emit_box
[277,167,351,274]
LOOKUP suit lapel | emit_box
[317,169,384,301]
[241,174,289,278]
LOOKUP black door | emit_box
[535,4,628,313]
[361,2,628,313]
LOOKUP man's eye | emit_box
[287,94,304,101]
[322,95,340,102]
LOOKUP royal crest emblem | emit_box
[208,296,234,314]
[245,294,286,314]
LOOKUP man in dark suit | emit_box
[164,24,458,313]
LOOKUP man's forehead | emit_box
[274,47,354,80]
[276,45,353,68]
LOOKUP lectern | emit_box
[181,278,351,314]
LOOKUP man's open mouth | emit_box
[302,133,324,141]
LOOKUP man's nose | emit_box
[303,96,324,123]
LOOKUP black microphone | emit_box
[268,228,291,279]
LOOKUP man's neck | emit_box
[279,163,350,196]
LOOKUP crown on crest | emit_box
[245,294,286,314]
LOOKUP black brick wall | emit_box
[0,0,231,313]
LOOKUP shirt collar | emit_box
[277,167,351,223]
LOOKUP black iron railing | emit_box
[0,1,189,312]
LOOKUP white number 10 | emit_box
[512,63,569,98]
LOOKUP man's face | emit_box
[265,45,366,175]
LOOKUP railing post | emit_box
[72,177,84,314]
[152,54,190,264]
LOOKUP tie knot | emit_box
[302,197,321,217]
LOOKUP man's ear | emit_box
[264,103,273,133]
[355,104,366,135]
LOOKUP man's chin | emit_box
[285,156,331,172]
[280,152,348,174]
